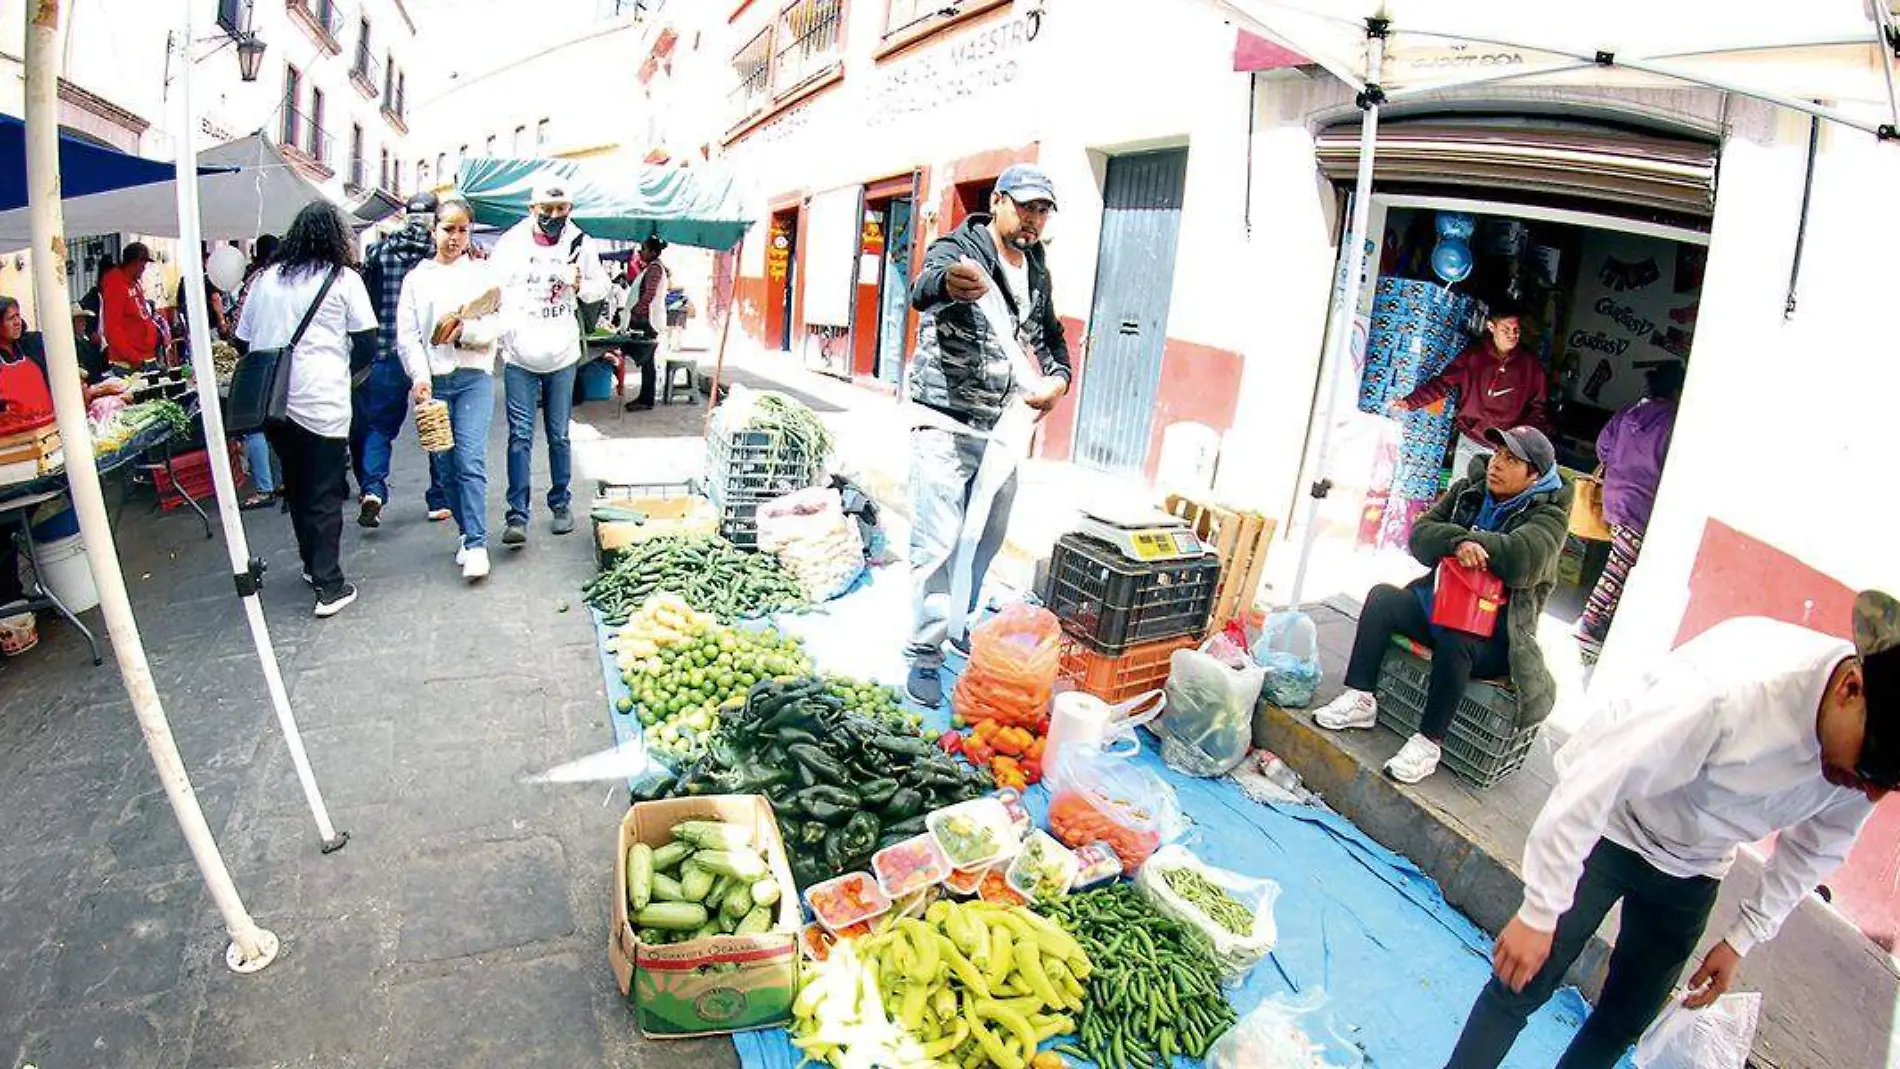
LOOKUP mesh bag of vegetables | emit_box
[1135,844,1281,982]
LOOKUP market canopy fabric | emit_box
[456,157,754,251]
[1204,0,1900,136]
[0,113,210,213]
[0,133,373,251]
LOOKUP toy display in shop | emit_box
[644,677,993,888]
[791,898,1092,1069]
[583,535,807,623]
[1042,884,1239,1068]
[1157,633,1267,777]
[625,819,781,942]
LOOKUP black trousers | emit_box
[627,334,658,407]
[266,420,349,598]
[1344,580,1510,740]
[1444,840,1721,1069]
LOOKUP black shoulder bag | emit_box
[226,266,340,435]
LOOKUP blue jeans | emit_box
[906,427,1016,671]
[350,359,411,503]
[425,454,450,513]
[503,362,576,528]
[242,432,276,495]
[432,369,494,549]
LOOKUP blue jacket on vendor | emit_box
[906,214,1070,433]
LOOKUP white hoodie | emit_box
[489,217,609,374]
[396,254,506,381]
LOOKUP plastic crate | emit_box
[706,427,822,500]
[1372,638,1537,789]
[706,482,762,551]
[1043,533,1219,655]
[1057,633,1200,704]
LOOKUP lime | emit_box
[615,696,634,714]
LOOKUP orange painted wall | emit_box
[736,275,768,347]
[852,282,880,376]
[1142,339,1244,481]
[1678,519,1898,945]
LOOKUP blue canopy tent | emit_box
[0,113,204,211]
[457,157,754,251]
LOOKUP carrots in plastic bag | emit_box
[952,604,1062,729]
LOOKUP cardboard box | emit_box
[593,493,719,567]
[609,794,801,1039]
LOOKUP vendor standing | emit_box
[902,164,1070,707]
[1393,306,1548,475]
[100,242,160,370]
[1575,363,1683,660]
[1443,591,1899,1069]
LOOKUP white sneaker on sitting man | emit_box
[1313,689,1378,731]
[1384,733,1443,784]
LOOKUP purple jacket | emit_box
[1596,397,1678,531]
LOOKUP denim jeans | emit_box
[503,362,576,527]
[350,358,411,503]
[906,427,1016,671]
[431,369,494,549]
[1443,840,1720,1069]
[242,432,276,496]
[1344,580,1511,741]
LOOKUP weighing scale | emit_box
[1074,504,1208,563]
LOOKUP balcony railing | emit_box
[347,157,366,191]
[730,24,773,124]
[773,0,843,94]
[287,0,345,53]
[280,107,335,175]
[351,48,381,99]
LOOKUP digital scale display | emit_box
[1077,515,1206,562]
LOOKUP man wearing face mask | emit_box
[902,164,1070,706]
[357,192,449,528]
[490,179,609,546]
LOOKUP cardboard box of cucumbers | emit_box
[610,795,802,1039]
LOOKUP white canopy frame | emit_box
[1204,1,1900,605]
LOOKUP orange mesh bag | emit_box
[952,604,1063,730]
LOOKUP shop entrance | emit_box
[1289,193,1709,672]
[870,195,914,386]
[765,207,799,353]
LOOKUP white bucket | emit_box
[0,611,37,656]
[32,533,100,614]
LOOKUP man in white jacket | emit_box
[1442,590,1900,1069]
[491,178,608,545]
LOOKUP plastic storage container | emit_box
[1071,841,1123,891]
[705,481,764,551]
[872,834,952,900]
[1044,533,1220,655]
[943,864,989,897]
[805,872,891,934]
[1004,830,1079,904]
[1057,632,1200,704]
[927,798,1017,870]
[706,427,823,500]
[1374,637,1535,789]
[29,533,100,614]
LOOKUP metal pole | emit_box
[1287,19,1384,608]
[24,0,278,974]
[169,12,347,852]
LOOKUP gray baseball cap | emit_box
[1484,425,1557,475]
[995,164,1057,210]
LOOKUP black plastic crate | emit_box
[1042,533,1219,655]
[706,427,822,499]
[1372,639,1537,789]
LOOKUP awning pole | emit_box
[703,234,747,433]
[1288,16,1385,609]
[24,0,278,974]
[170,10,347,852]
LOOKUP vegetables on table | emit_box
[583,535,807,623]
[625,820,781,945]
[1041,884,1239,1068]
[790,899,1092,1069]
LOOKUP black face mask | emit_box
[534,211,566,239]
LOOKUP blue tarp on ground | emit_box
[591,565,1619,1067]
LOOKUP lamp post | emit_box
[236,32,266,83]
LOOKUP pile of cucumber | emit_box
[626,819,783,942]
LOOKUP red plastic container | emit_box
[1431,559,1507,638]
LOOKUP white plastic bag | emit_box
[1207,991,1363,1068]
[1633,993,1761,1069]
[1136,844,1280,981]
[1158,636,1265,777]
[757,488,864,602]
[1254,611,1323,708]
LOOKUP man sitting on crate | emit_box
[1313,426,1570,784]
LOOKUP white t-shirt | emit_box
[998,251,1031,312]
[235,263,377,438]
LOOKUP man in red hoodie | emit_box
[1394,307,1547,468]
[99,241,159,370]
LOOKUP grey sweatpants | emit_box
[906,426,1018,670]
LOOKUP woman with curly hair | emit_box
[233,202,377,617]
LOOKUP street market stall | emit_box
[570,389,1608,1067]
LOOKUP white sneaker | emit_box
[1314,689,1378,731]
[462,547,490,580]
[1384,733,1443,784]
[455,543,469,566]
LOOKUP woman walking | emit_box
[397,197,504,580]
[233,204,377,617]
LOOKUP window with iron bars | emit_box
[729,24,772,122]
[348,124,365,188]
[772,0,843,95]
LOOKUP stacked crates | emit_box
[703,426,822,550]
[1044,533,1220,701]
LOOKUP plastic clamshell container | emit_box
[977,867,1027,907]
[1071,841,1124,891]
[805,872,891,934]
[873,834,953,899]
[1005,830,1080,904]
[993,788,1033,838]
[928,797,1017,870]
[893,884,939,920]
[943,864,989,897]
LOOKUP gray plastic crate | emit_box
[705,481,763,551]
[1372,639,1537,789]
[705,427,821,500]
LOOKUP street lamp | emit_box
[235,32,265,83]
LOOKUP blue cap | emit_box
[995,164,1057,210]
